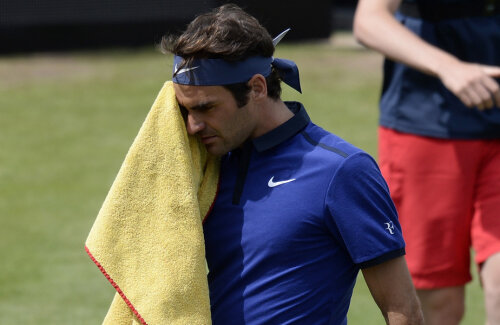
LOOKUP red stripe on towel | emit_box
[202,177,220,224]
[85,245,148,325]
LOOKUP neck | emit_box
[250,98,294,139]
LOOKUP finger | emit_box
[456,89,473,108]
[473,82,494,109]
[481,65,500,78]
[464,87,485,110]
[481,77,500,107]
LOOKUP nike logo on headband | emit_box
[175,64,200,75]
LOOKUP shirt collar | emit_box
[252,101,310,152]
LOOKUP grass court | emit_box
[0,33,484,324]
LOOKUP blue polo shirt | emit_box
[380,0,500,139]
[203,102,405,324]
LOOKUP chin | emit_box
[205,145,228,156]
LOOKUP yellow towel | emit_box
[85,81,219,325]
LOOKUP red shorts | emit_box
[378,127,500,289]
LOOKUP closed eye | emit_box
[191,103,215,112]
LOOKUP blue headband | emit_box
[172,55,301,93]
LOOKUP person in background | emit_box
[354,0,500,324]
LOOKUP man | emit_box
[354,1,500,324]
[164,4,423,324]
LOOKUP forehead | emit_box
[173,83,231,107]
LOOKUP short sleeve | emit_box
[325,152,405,268]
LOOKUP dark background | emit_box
[0,0,356,53]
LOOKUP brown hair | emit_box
[161,4,282,106]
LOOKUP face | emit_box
[174,83,258,156]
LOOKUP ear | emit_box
[247,74,268,100]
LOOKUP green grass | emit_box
[0,33,484,324]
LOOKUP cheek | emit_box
[226,110,254,140]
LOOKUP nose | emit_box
[186,113,205,135]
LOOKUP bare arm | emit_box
[353,0,500,109]
[362,256,424,325]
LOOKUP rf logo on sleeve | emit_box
[384,221,395,235]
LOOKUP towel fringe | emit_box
[85,246,148,325]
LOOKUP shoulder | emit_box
[292,123,383,186]
[300,123,367,160]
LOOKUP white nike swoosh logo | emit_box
[268,176,296,188]
[175,64,200,75]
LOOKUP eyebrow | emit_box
[183,101,216,111]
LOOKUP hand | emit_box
[438,61,500,110]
